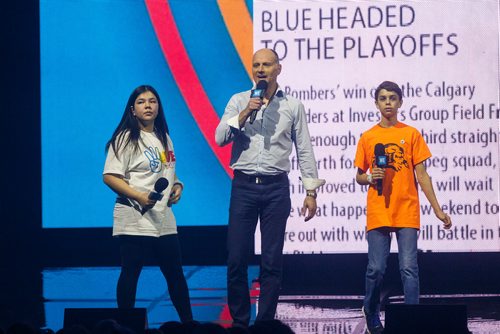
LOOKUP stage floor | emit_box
[2,266,500,333]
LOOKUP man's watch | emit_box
[306,190,317,199]
[367,174,374,184]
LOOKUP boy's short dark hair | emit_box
[375,81,403,100]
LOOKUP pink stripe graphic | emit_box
[145,0,233,177]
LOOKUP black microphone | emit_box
[374,143,387,196]
[249,80,268,124]
[141,177,169,214]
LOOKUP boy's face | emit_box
[375,89,402,120]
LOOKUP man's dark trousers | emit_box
[227,171,291,327]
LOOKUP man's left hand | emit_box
[301,196,317,222]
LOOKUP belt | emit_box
[234,170,287,184]
[116,198,141,212]
[116,197,132,206]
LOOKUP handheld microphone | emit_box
[249,80,268,124]
[374,143,387,196]
[141,177,169,214]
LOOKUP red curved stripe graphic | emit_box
[145,0,233,177]
[219,281,260,327]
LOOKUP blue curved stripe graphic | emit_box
[169,0,252,118]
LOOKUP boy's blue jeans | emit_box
[363,227,420,314]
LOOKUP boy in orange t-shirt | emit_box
[354,81,452,334]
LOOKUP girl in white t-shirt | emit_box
[103,85,192,322]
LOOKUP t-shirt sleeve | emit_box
[412,131,432,165]
[103,144,130,176]
[354,135,369,171]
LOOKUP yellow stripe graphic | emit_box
[217,0,253,81]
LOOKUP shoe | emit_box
[362,306,384,334]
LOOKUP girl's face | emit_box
[132,91,159,128]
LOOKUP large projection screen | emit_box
[254,0,500,253]
[40,0,247,228]
[40,0,499,253]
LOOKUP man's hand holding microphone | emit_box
[238,80,268,128]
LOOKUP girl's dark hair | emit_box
[105,85,169,157]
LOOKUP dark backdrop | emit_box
[1,1,499,305]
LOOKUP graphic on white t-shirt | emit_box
[144,146,162,173]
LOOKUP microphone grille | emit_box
[256,80,268,90]
[374,143,385,156]
[154,177,169,192]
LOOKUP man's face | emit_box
[252,49,281,88]
[375,89,402,120]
